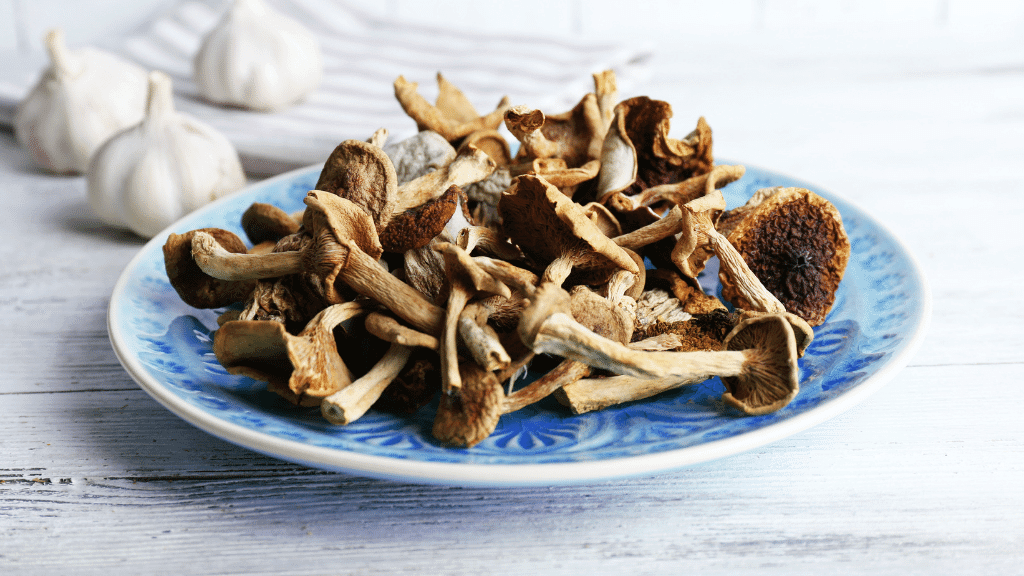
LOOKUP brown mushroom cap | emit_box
[241,203,301,245]
[432,361,504,448]
[720,187,850,326]
[315,139,399,232]
[498,174,639,275]
[720,313,800,415]
[163,228,255,308]
[378,185,461,253]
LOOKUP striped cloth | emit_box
[89,0,651,174]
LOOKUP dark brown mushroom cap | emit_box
[538,93,606,167]
[240,202,301,245]
[498,174,639,274]
[372,348,441,415]
[315,139,399,231]
[720,313,799,415]
[432,361,504,447]
[163,228,255,308]
[721,187,850,326]
[379,185,461,253]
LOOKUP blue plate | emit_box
[108,162,931,486]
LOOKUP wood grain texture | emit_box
[2,16,1023,575]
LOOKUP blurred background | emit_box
[3,0,1024,50]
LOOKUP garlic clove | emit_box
[87,71,246,239]
[14,29,148,174]
[193,0,323,112]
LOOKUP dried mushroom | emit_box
[163,228,256,309]
[719,187,850,326]
[213,302,368,406]
[597,96,714,212]
[315,139,399,231]
[394,73,511,143]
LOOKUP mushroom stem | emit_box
[367,127,388,148]
[364,312,439,350]
[440,285,471,393]
[503,359,591,413]
[458,301,511,372]
[338,239,444,334]
[321,342,413,425]
[706,227,786,313]
[556,373,708,414]
[612,205,684,251]
[191,230,303,280]
[531,312,746,378]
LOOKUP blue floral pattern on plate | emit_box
[108,163,930,486]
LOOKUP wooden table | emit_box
[2,23,1022,575]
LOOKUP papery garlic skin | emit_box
[193,0,323,112]
[88,71,246,239]
[14,29,148,174]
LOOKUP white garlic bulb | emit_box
[88,71,247,239]
[193,0,323,112]
[14,29,148,174]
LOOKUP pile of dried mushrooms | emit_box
[163,71,851,447]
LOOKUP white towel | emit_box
[2,0,652,174]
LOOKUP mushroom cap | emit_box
[432,361,504,447]
[213,314,351,405]
[720,313,800,415]
[241,202,301,245]
[379,184,461,253]
[163,228,255,308]
[315,139,399,231]
[596,97,714,203]
[720,187,850,326]
[458,129,512,167]
[569,285,633,344]
[498,174,639,274]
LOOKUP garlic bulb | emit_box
[88,71,246,239]
[14,29,148,174]
[193,0,323,112]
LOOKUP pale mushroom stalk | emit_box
[365,311,439,350]
[321,342,413,425]
[675,191,785,314]
[458,301,511,372]
[532,310,746,378]
[503,359,591,413]
[519,283,797,394]
[394,145,497,213]
[557,373,708,415]
[191,231,444,333]
[611,205,683,251]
